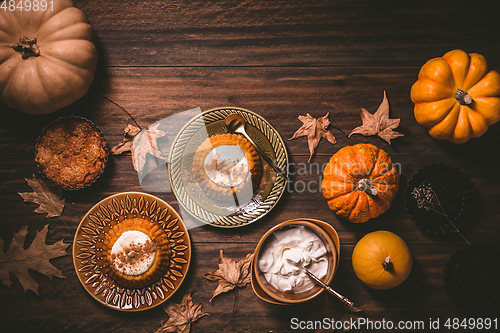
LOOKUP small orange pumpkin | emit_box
[352,230,412,290]
[410,49,500,143]
[321,143,399,223]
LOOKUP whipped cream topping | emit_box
[203,145,250,187]
[110,230,157,276]
[258,226,329,293]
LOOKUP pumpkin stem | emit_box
[382,256,393,271]
[356,178,378,196]
[455,89,472,106]
[12,36,41,59]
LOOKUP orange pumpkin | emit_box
[321,143,399,223]
[352,230,412,290]
[410,49,500,143]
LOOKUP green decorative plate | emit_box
[73,192,191,311]
[168,107,289,227]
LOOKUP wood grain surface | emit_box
[1,0,499,332]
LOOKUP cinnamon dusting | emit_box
[111,238,157,271]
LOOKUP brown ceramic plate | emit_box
[251,218,340,304]
[73,192,191,311]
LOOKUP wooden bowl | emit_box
[251,218,340,304]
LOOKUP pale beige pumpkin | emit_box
[352,231,412,290]
[0,0,97,114]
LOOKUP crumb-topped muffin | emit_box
[35,116,108,190]
[192,133,261,201]
[102,218,171,289]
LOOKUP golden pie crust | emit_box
[102,218,171,289]
[192,133,261,200]
[35,116,108,190]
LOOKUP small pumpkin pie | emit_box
[192,133,261,201]
[102,218,171,289]
[35,116,108,190]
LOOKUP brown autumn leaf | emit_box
[0,225,69,295]
[18,175,64,218]
[132,122,168,173]
[110,121,141,155]
[111,122,167,173]
[156,292,208,333]
[205,250,254,302]
[349,91,404,144]
[289,112,337,162]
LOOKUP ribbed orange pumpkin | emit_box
[411,49,500,143]
[321,143,399,223]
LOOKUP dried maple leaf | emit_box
[111,121,167,173]
[110,121,141,155]
[289,112,337,162]
[132,123,168,173]
[156,292,208,333]
[18,175,64,218]
[0,225,69,295]
[349,91,404,144]
[205,250,253,302]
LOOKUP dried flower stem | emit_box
[428,188,470,245]
[412,183,470,245]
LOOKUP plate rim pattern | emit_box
[168,107,289,227]
[73,192,191,312]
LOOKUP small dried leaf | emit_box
[18,175,64,218]
[205,250,253,302]
[349,91,404,144]
[110,122,141,155]
[132,123,167,172]
[289,112,337,162]
[0,225,69,295]
[156,292,208,333]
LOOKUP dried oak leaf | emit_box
[205,250,253,302]
[349,91,404,144]
[156,292,208,333]
[0,225,69,295]
[18,175,64,218]
[289,112,337,162]
[110,121,141,155]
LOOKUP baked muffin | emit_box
[192,133,261,201]
[35,116,108,190]
[102,218,170,289]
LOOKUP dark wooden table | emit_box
[1,0,499,332]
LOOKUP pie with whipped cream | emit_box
[102,218,170,289]
[192,133,261,201]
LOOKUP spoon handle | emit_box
[236,129,287,179]
[304,269,355,309]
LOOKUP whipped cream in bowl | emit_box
[253,220,338,304]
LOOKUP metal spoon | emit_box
[303,268,360,312]
[225,114,287,179]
